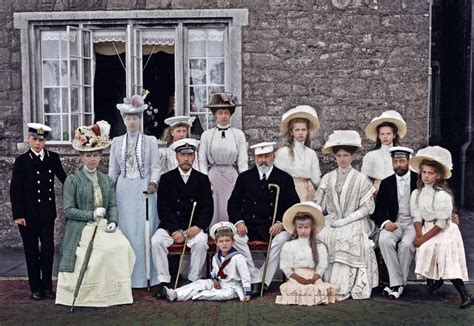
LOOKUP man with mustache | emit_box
[151,138,213,296]
[228,142,299,296]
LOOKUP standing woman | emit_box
[56,121,135,307]
[410,146,471,309]
[109,95,161,289]
[160,116,197,173]
[199,93,248,226]
[316,130,378,300]
[361,110,407,192]
[274,105,321,201]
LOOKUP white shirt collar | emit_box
[178,167,192,177]
[257,165,274,180]
[31,148,45,160]
[395,172,410,182]
[217,123,231,129]
[294,139,305,150]
[381,143,393,152]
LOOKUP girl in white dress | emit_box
[274,105,321,201]
[361,110,407,193]
[276,202,338,306]
[410,146,471,309]
[199,93,248,226]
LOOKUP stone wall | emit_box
[0,0,430,248]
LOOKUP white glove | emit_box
[331,211,364,228]
[106,222,117,233]
[93,207,106,221]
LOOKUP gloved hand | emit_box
[331,211,364,228]
[147,182,158,194]
[93,207,106,222]
[106,222,117,233]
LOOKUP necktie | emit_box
[398,179,406,196]
[217,127,229,138]
[262,173,267,181]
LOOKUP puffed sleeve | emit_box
[410,190,422,224]
[432,190,453,230]
[315,242,329,276]
[361,152,374,179]
[309,149,321,187]
[279,241,294,278]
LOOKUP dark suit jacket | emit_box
[10,149,67,222]
[227,166,299,241]
[157,167,213,234]
[371,171,418,227]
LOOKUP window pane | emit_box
[45,115,61,140]
[69,30,78,57]
[188,30,206,57]
[62,115,69,141]
[84,87,92,113]
[70,59,79,85]
[208,30,224,57]
[209,58,224,85]
[82,32,91,59]
[190,86,207,112]
[71,87,79,113]
[190,59,206,85]
[60,60,68,87]
[209,86,225,97]
[84,114,92,125]
[44,88,61,113]
[83,59,92,85]
[42,61,60,86]
[61,88,68,113]
[41,39,59,59]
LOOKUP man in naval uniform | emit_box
[151,138,213,296]
[10,123,67,300]
[227,142,299,296]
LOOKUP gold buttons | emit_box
[37,199,41,203]
[37,180,40,184]
[49,198,52,201]
[36,171,40,174]
[49,189,52,192]
[49,170,52,173]
[49,179,52,182]
[37,190,40,193]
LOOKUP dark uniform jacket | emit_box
[10,149,67,222]
[371,171,418,227]
[158,167,213,234]
[227,166,299,241]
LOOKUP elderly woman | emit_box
[199,93,248,226]
[361,110,407,193]
[109,95,161,288]
[316,130,378,301]
[56,121,135,307]
[274,105,321,201]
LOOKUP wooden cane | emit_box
[260,183,281,297]
[174,201,197,289]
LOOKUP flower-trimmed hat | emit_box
[72,120,111,152]
[27,123,52,139]
[409,146,453,179]
[209,221,237,240]
[365,110,407,142]
[282,202,325,234]
[280,105,320,134]
[116,95,148,115]
[205,92,242,115]
[322,130,363,154]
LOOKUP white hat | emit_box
[365,110,407,142]
[280,105,320,134]
[389,146,414,158]
[209,221,237,240]
[164,116,195,128]
[250,142,277,155]
[116,95,148,114]
[72,120,111,152]
[322,130,363,154]
[27,123,52,139]
[282,202,325,235]
[170,138,200,153]
[410,146,453,179]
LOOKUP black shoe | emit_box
[452,279,472,309]
[42,290,56,299]
[251,283,267,297]
[31,291,43,300]
[434,279,444,291]
[155,283,170,299]
[427,279,436,295]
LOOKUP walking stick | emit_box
[260,183,281,298]
[143,191,151,292]
[174,201,197,289]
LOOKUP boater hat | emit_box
[250,142,277,155]
[164,116,195,128]
[282,201,325,234]
[409,146,453,179]
[322,130,363,154]
[116,95,148,114]
[389,146,413,158]
[365,110,407,142]
[209,221,237,240]
[171,138,200,153]
[27,123,52,139]
[205,92,242,115]
[280,105,320,134]
[72,120,111,152]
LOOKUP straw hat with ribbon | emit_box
[282,201,325,235]
[280,105,320,134]
[365,110,407,142]
[409,146,453,179]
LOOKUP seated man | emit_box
[228,142,300,296]
[151,138,213,295]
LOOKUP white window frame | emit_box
[14,9,248,144]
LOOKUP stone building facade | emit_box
[0,0,430,248]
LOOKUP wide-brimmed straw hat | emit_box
[409,146,453,179]
[322,130,363,154]
[365,110,407,142]
[205,93,242,115]
[280,105,320,134]
[72,120,111,152]
[116,95,148,114]
[209,221,237,240]
[282,202,325,235]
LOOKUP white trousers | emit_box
[379,222,416,287]
[150,228,208,283]
[233,231,291,286]
[175,279,238,301]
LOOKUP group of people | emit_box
[9,92,471,310]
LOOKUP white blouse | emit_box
[361,144,394,180]
[274,140,321,186]
[279,237,328,278]
[410,184,453,230]
[198,125,248,175]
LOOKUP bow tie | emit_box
[217,127,230,138]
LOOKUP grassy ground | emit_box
[1,280,474,325]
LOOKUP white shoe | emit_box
[164,286,178,302]
[388,286,404,299]
[382,286,393,296]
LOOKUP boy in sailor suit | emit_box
[161,222,252,302]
